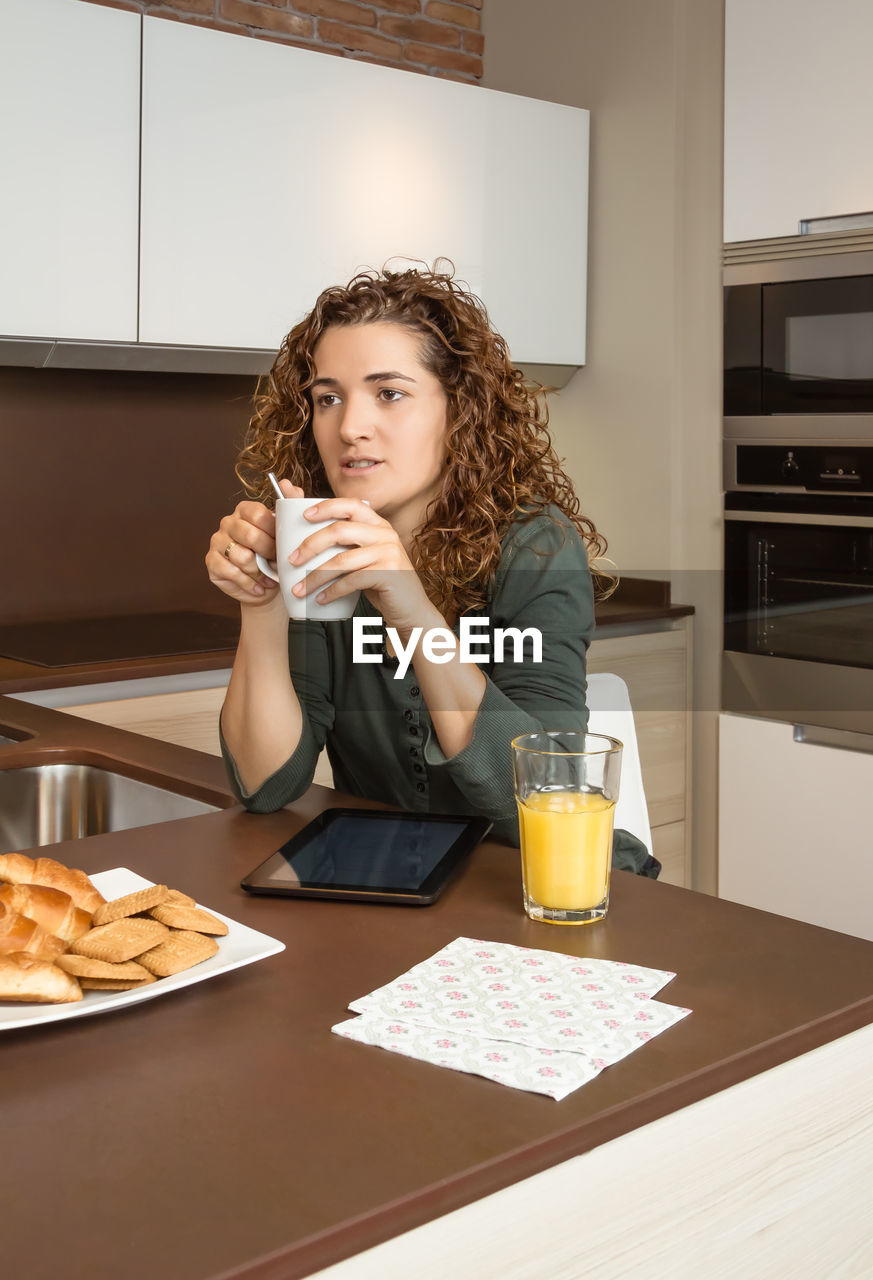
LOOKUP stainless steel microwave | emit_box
[724,249,873,418]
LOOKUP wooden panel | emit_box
[311,1022,873,1280]
[588,628,688,711]
[651,820,686,887]
[64,688,226,757]
[627,710,686,827]
[588,626,689,829]
[66,688,333,793]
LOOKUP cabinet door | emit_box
[588,628,689,829]
[139,18,587,364]
[0,0,140,339]
[718,712,873,941]
[588,624,691,887]
[63,687,226,757]
[724,0,873,241]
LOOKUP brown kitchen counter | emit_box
[0,646,236,697]
[0,579,692,697]
[2,781,872,1279]
[594,574,694,629]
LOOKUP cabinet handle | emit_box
[793,724,873,754]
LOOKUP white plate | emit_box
[0,868,285,1031]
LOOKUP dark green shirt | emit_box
[222,508,593,844]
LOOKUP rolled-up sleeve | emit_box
[422,512,593,840]
[219,619,334,812]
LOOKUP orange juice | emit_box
[518,789,615,917]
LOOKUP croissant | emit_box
[0,903,66,961]
[0,884,92,942]
[0,852,105,913]
[0,953,82,1003]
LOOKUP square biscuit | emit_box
[78,975,157,990]
[137,929,219,977]
[92,885,169,926]
[164,888,197,908]
[70,917,169,963]
[57,954,151,981]
[149,903,228,936]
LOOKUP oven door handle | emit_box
[794,724,873,754]
[725,510,873,528]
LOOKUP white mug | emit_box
[256,498,359,621]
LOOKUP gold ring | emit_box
[224,540,236,559]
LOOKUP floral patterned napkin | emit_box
[332,937,691,1100]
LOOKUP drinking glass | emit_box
[512,731,622,925]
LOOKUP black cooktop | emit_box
[0,611,241,667]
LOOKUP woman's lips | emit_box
[340,460,382,474]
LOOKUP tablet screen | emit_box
[241,809,492,904]
[271,814,469,890]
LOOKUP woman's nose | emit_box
[338,396,376,441]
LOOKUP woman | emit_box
[207,264,611,847]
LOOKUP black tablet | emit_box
[241,808,493,906]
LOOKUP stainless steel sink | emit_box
[0,764,220,853]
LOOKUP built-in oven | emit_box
[723,434,873,740]
[724,248,873,418]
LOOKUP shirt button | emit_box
[415,782,426,794]
[409,747,419,758]
[404,709,415,722]
[410,685,420,698]
[409,726,419,737]
[413,763,425,774]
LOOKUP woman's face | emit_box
[310,322,449,541]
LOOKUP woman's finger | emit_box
[207,527,276,598]
[223,538,273,585]
[290,544,387,597]
[302,497,382,527]
[206,548,275,601]
[290,519,399,566]
[218,510,278,561]
[305,564,421,610]
[209,526,265,574]
[230,499,278,535]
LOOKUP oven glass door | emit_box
[762,275,873,413]
[725,514,873,669]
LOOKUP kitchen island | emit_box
[1,696,872,1280]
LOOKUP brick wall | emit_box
[83,0,484,81]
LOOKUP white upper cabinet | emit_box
[0,0,140,340]
[140,18,588,365]
[724,0,873,242]
[479,91,588,366]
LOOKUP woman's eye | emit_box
[316,393,340,409]
[378,388,404,402]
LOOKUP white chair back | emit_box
[586,672,652,850]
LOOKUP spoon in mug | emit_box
[267,472,284,502]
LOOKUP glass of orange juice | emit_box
[512,732,622,925]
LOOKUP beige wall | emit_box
[482,0,725,891]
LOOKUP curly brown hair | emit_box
[236,263,613,617]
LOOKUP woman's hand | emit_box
[206,479,303,607]
[288,498,441,636]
